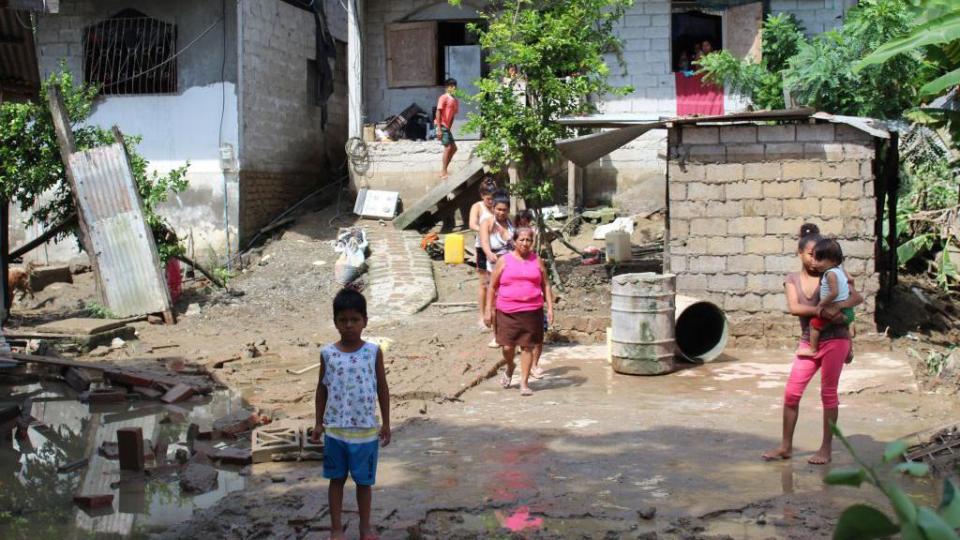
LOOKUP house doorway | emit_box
[671,10,722,72]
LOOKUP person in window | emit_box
[700,40,714,57]
[678,51,692,73]
[435,78,460,179]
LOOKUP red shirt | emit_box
[436,93,459,129]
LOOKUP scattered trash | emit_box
[271,474,286,483]
[581,206,617,225]
[540,205,569,220]
[334,227,368,285]
[638,506,657,520]
[110,337,126,349]
[185,303,202,317]
[593,216,634,240]
[581,246,603,265]
[88,346,112,357]
[312,260,326,266]
[161,383,195,404]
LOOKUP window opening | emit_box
[671,11,722,72]
[84,9,177,95]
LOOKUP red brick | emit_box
[73,494,113,509]
[117,427,145,472]
[160,384,195,404]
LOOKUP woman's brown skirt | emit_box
[496,309,544,348]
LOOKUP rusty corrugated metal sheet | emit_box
[0,9,40,100]
[70,143,172,317]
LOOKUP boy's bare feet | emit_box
[808,448,832,465]
[761,446,792,461]
[439,171,449,179]
[520,386,534,396]
[795,345,816,358]
[530,366,545,379]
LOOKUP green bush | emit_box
[0,69,188,262]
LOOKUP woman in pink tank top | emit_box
[484,227,554,396]
[762,223,864,465]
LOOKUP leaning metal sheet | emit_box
[69,143,171,317]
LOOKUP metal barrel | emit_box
[610,272,677,375]
[675,295,729,363]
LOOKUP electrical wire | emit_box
[218,0,227,146]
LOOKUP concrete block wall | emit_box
[584,130,667,214]
[668,123,880,348]
[770,0,854,35]
[239,0,347,242]
[355,140,481,209]
[603,0,674,117]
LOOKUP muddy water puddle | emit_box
[0,380,247,539]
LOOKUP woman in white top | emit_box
[479,189,515,347]
[469,177,498,329]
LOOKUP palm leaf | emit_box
[921,67,960,95]
[857,10,960,69]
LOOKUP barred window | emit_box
[84,9,177,95]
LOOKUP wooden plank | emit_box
[33,317,128,335]
[393,157,485,229]
[46,85,105,304]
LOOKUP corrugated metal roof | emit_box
[69,143,173,318]
[0,9,40,100]
[556,108,891,167]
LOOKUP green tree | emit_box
[455,0,634,197]
[0,69,188,261]
[699,0,931,119]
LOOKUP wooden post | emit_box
[566,160,580,216]
[507,163,524,211]
[46,85,105,304]
[347,0,363,140]
[1,198,9,329]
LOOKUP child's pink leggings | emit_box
[783,338,851,409]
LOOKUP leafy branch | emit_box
[826,424,960,539]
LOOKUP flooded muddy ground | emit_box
[0,380,248,539]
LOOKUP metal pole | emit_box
[347,0,363,139]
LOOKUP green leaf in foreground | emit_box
[916,506,960,540]
[825,467,867,487]
[894,461,930,477]
[883,440,908,463]
[832,504,899,540]
[886,484,918,523]
[939,480,960,528]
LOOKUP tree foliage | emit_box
[0,69,188,261]
[699,0,930,119]
[697,13,805,110]
[454,0,633,203]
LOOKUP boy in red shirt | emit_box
[435,78,459,178]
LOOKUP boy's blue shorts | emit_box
[322,434,379,486]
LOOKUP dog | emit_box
[7,262,36,305]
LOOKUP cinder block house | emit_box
[6,0,348,263]
[558,110,896,346]
[347,0,858,214]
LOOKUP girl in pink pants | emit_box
[763,224,862,465]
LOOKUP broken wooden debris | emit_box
[393,157,486,229]
[33,317,124,336]
[131,386,163,399]
[57,458,88,473]
[82,389,127,404]
[73,494,113,510]
[174,254,227,289]
[117,427,145,471]
[286,362,322,375]
[63,366,92,392]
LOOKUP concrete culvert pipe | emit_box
[674,295,729,363]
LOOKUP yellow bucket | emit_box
[444,233,464,264]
